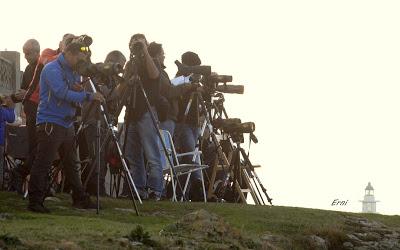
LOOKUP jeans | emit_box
[124,110,163,198]
[28,123,85,205]
[159,119,176,171]
[174,123,201,180]
[160,119,176,137]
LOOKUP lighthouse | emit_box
[360,182,379,213]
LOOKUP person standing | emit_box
[27,39,104,213]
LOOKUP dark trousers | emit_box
[20,101,38,177]
[0,145,4,189]
[83,124,107,195]
[28,123,85,205]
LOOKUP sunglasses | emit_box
[80,46,90,52]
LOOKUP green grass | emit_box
[0,191,399,249]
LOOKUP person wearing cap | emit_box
[174,51,205,201]
[27,39,105,213]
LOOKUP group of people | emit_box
[2,33,208,213]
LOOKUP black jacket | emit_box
[159,68,194,122]
[124,57,161,122]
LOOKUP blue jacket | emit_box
[0,107,15,146]
[37,54,92,128]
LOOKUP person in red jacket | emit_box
[9,39,43,194]
[11,34,76,194]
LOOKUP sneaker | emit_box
[27,203,51,214]
[148,192,161,201]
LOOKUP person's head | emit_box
[59,33,76,52]
[63,42,90,71]
[129,33,148,48]
[148,42,164,66]
[22,39,40,65]
[105,50,126,67]
[181,51,201,66]
[176,51,201,77]
[129,33,149,56]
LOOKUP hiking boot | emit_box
[27,203,51,214]
[72,195,97,209]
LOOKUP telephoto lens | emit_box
[223,122,255,134]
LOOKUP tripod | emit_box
[109,55,186,201]
[208,92,272,205]
[181,90,243,201]
[183,89,273,204]
[82,77,141,215]
[219,135,273,205]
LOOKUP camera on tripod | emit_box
[213,118,257,143]
[215,118,255,134]
[224,122,255,134]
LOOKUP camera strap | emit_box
[22,62,40,104]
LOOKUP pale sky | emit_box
[2,0,400,215]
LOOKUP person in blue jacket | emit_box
[0,95,15,189]
[27,40,105,213]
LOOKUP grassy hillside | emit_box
[0,191,399,249]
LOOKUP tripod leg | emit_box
[138,83,186,200]
[87,78,141,215]
[180,173,191,202]
[239,147,272,205]
[200,169,207,203]
[207,157,218,198]
[96,120,101,214]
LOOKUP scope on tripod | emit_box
[77,61,123,78]
[223,122,255,134]
[213,118,241,130]
[215,84,244,94]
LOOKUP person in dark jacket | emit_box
[11,35,76,194]
[10,39,43,193]
[174,51,205,201]
[147,42,197,136]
